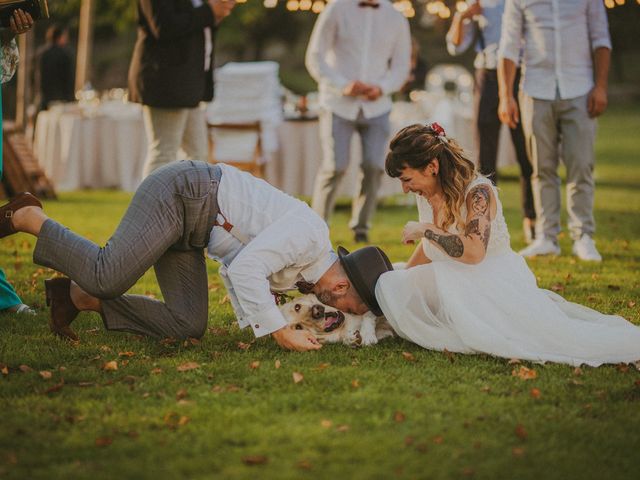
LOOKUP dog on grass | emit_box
[278,294,394,347]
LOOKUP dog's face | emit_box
[278,294,350,343]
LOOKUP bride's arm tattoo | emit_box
[465,185,492,251]
[424,229,464,257]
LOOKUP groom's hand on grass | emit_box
[271,326,322,351]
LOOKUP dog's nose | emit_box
[311,304,325,319]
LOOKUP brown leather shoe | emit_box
[0,192,42,239]
[44,277,80,341]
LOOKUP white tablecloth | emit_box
[264,100,479,198]
[34,102,147,192]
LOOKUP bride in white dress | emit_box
[375,123,640,367]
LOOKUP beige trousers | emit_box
[520,93,597,241]
[142,104,208,177]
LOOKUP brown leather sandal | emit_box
[0,192,42,239]
[44,277,80,341]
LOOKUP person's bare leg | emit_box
[12,207,102,313]
[10,206,48,236]
[69,281,102,313]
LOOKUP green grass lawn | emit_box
[1,104,639,480]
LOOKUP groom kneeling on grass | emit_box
[0,161,392,351]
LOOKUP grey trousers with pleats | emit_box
[33,160,221,339]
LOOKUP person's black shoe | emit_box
[354,232,369,244]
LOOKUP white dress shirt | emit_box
[305,0,411,121]
[498,0,611,101]
[207,164,338,338]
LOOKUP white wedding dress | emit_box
[376,176,640,367]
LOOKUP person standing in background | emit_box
[498,0,611,261]
[447,0,536,244]
[305,0,411,244]
[1,9,36,315]
[128,0,236,177]
[35,24,75,113]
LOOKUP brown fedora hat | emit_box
[337,245,393,316]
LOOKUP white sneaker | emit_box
[518,237,561,257]
[572,235,602,262]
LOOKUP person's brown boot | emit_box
[44,277,79,341]
[0,192,42,239]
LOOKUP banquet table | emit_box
[34,100,514,198]
[34,102,147,192]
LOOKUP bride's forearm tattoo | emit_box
[464,217,492,251]
[424,229,464,257]
[465,185,493,250]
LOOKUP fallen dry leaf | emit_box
[530,388,541,399]
[512,366,537,380]
[95,437,113,447]
[118,351,135,357]
[237,342,252,350]
[43,381,64,394]
[512,447,525,457]
[219,294,230,305]
[176,362,200,372]
[462,467,475,477]
[315,362,331,371]
[39,370,53,380]
[404,436,415,446]
[19,365,33,373]
[274,360,281,369]
[394,411,406,423]
[443,349,455,363]
[176,389,188,400]
[242,455,268,466]
[163,412,190,429]
[250,361,260,370]
[515,424,528,440]
[151,368,163,374]
[102,361,118,371]
[628,301,636,308]
[551,283,565,292]
[296,460,312,470]
[292,372,304,384]
[508,358,521,365]
[1,364,8,375]
[351,379,360,389]
[336,424,350,432]
[573,367,583,376]
[433,435,444,444]
[402,351,416,362]
[320,419,333,429]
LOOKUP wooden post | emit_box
[75,0,96,92]
[15,31,34,130]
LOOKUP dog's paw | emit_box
[345,330,362,348]
[360,330,379,346]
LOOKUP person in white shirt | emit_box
[446,0,536,244]
[497,0,611,261]
[0,161,391,351]
[305,0,411,244]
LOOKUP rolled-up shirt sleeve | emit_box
[498,0,523,63]
[446,17,475,57]
[587,0,612,51]
[305,2,350,93]
[224,211,326,338]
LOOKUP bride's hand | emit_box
[402,221,430,244]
